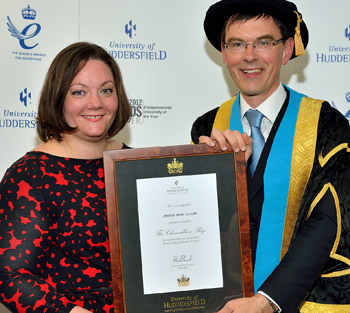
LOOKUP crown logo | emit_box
[177,274,190,287]
[167,158,183,174]
[22,5,37,20]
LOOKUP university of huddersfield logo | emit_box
[7,5,41,49]
[20,88,32,107]
[125,20,136,39]
[338,92,350,122]
[346,92,350,103]
[345,92,350,121]
[346,25,350,41]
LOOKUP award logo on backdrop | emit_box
[315,22,350,64]
[345,92,350,120]
[128,98,173,126]
[331,93,350,122]
[1,4,40,130]
[109,18,167,61]
[314,22,350,122]
[346,92,350,102]
[7,5,40,49]
[6,4,46,61]
[125,19,137,39]
[109,18,173,125]
[1,87,37,129]
[342,92,350,120]
[20,88,32,108]
[346,24,350,41]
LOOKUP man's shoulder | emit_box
[191,106,220,143]
[292,90,348,132]
[317,100,349,131]
[318,101,350,143]
[191,96,238,143]
[195,96,237,122]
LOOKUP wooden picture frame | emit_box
[103,144,253,313]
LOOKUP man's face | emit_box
[221,16,294,108]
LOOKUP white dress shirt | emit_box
[240,83,287,141]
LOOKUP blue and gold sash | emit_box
[213,86,322,292]
[253,87,304,291]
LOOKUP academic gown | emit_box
[191,88,350,312]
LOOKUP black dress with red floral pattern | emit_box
[0,149,126,313]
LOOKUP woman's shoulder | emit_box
[5,151,45,170]
[1,151,49,184]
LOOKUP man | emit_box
[191,0,350,312]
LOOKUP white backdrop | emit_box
[0,1,350,311]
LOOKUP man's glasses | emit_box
[223,38,286,53]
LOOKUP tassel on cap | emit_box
[294,11,305,56]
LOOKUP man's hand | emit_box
[199,128,252,162]
[217,294,275,313]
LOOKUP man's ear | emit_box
[282,37,294,65]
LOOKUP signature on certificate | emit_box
[173,254,192,263]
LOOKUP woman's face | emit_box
[63,59,118,143]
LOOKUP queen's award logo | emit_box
[7,5,41,49]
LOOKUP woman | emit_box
[0,42,131,313]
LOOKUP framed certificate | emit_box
[103,144,253,313]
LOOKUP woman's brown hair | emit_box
[37,42,130,142]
